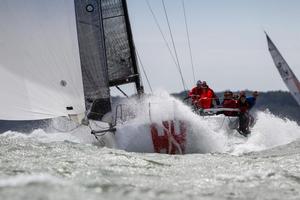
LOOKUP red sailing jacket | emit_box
[198,88,215,109]
[222,99,238,116]
[188,87,202,104]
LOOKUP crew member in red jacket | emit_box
[188,80,203,107]
[197,81,220,109]
[222,90,238,116]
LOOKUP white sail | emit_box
[266,33,300,106]
[0,0,85,120]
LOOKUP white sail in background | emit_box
[266,33,300,106]
[0,0,85,120]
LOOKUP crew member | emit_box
[246,91,259,126]
[188,80,203,107]
[246,91,259,110]
[237,93,250,136]
[222,90,238,116]
[233,93,239,100]
[197,81,220,109]
[221,90,230,105]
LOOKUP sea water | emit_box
[1,92,300,200]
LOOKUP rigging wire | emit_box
[182,0,196,84]
[145,0,178,68]
[136,50,153,93]
[161,0,187,92]
[145,0,187,92]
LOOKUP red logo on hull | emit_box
[150,120,187,154]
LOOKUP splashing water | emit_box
[1,90,300,155]
[1,91,300,200]
[113,91,300,155]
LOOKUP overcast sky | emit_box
[123,0,300,94]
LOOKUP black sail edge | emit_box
[74,0,111,121]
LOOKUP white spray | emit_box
[114,91,300,154]
[2,91,300,155]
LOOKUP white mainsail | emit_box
[266,33,300,106]
[0,0,85,120]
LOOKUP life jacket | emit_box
[198,88,214,109]
[222,99,238,116]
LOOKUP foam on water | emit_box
[230,111,300,154]
[1,93,300,200]
[1,91,300,155]
[0,174,65,188]
[114,91,300,154]
[1,126,97,145]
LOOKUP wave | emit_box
[0,174,65,188]
[2,91,300,155]
[1,126,96,144]
[114,91,300,155]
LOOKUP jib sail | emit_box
[0,0,85,120]
[266,33,300,106]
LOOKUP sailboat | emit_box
[0,0,190,154]
[265,33,300,106]
[0,0,247,154]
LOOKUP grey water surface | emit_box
[0,129,299,200]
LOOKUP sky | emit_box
[121,0,300,94]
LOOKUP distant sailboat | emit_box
[265,32,300,106]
